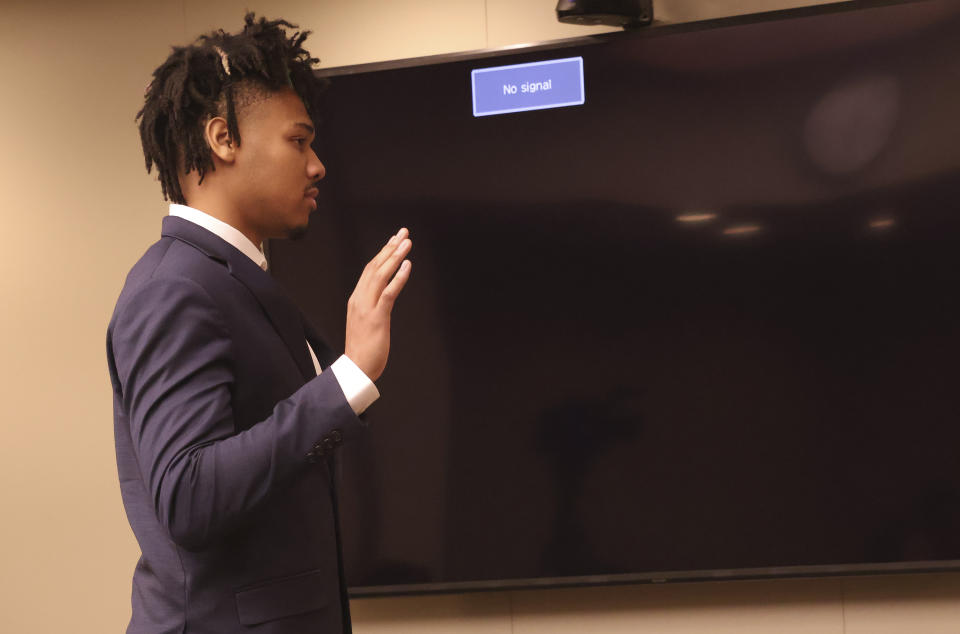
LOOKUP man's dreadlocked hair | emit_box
[136,11,329,204]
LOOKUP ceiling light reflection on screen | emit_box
[676,211,718,224]
[868,216,896,230]
[722,223,762,236]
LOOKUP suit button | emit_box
[323,437,336,452]
[331,430,343,444]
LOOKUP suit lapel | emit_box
[161,216,317,383]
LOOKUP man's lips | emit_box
[304,187,319,198]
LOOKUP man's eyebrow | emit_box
[293,122,315,135]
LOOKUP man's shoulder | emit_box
[129,233,231,285]
[111,234,234,324]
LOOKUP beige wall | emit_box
[2,0,958,631]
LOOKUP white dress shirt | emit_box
[169,203,379,415]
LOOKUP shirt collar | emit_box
[169,203,268,271]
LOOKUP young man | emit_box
[106,13,411,633]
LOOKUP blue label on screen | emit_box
[472,56,585,117]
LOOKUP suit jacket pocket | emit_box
[235,569,329,626]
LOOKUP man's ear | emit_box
[204,115,236,164]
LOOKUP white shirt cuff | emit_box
[329,354,380,415]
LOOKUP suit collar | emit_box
[161,215,317,382]
[168,203,267,270]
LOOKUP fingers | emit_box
[379,259,412,308]
[375,236,411,287]
[358,229,411,305]
[369,228,409,272]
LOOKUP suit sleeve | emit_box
[110,275,361,551]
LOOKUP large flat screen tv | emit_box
[269,0,960,596]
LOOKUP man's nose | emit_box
[309,151,326,180]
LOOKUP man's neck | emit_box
[183,197,262,247]
[170,203,269,271]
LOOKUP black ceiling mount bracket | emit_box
[556,0,654,30]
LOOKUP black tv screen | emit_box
[269,0,960,595]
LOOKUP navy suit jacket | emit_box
[107,216,362,633]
